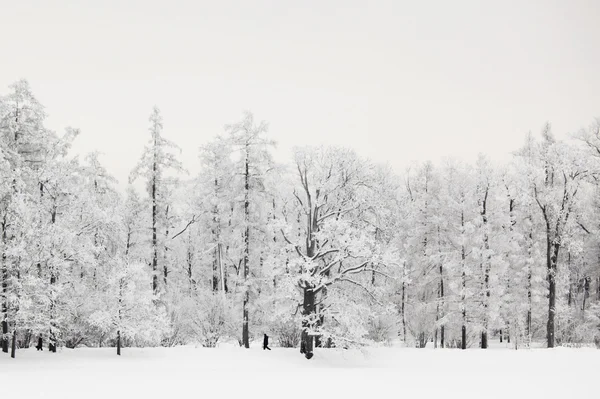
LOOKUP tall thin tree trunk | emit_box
[547,239,559,348]
[117,330,121,356]
[151,169,158,294]
[163,206,170,288]
[1,215,8,353]
[567,252,572,307]
[526,229,533,343]
[10,329,16,358]
[241,144,250,348]
[187,240,194,294]
[461,211,467,350]
[218,244,225,296]
[438,226,444,348]
[213,178,223,293]
[49,206,57,353]
[582,277,590,314]
[401,276,407,342]
[480,187,490,349]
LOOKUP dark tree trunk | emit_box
[480,188,490,349]
[117,330,121,356]
[582,277,590,312]
[526,229,533,341]
[547,240,559,348]
[241,144,250,349]
[438,227,445,348]
[301,286,315,359]
[152,160,158,294]
[1,309,7,354]
[461,246,467,350]
[461,210,467,350]
[481,331,488,349]
[212,247,219,292]
[49,265,57,353]
[163,206,170,288]
[1,215,8,354]
[10,329,16,358]
[567,252,573,307]
[438,278,444,348]
[401,279,406,341]
[418,332,426,348]
[212,178,221,293]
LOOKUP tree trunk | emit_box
[461,246,467,349]
[218,244,226,295]
[461,210,467,350]
[547,240,559,348]
[1,298,7,354]
[187,245,194,293]
[582,277,590,313]
[151,165,158,295]
[49,256,57,353]
[241,144,250,349]
[526,229,533,343]
[10,329,16,358]
[117,330,121,356]
[301,286,315,359]
[567,252,573,307]
[163,206,170,288]
[401,275,406,342]
[1,215,8,354]
[212,245,219,292]
[480,189,490,349]
[438,227,445,348]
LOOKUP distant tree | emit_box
[224,112,275,348]
[130,107,184,295]
[529,125,591,347]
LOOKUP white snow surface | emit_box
[1,343,597,398]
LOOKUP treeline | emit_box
[1,80,599,360]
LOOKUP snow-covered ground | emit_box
[1,343,597,398]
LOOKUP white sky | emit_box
[2,0,599,186]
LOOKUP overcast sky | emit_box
[2,0,599,186]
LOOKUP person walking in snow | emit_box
[35,335,43,351]
[263,334,271,350]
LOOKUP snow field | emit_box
[1,345,597,399]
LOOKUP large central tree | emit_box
[281,147,393,359]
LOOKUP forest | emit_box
[1,79,600,360]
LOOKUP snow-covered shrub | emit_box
[367,315,395,345]
[274,318,302,348]
[177,292,235,347]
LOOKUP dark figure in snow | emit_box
[263,334,271,350]
[35,335,43,351]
